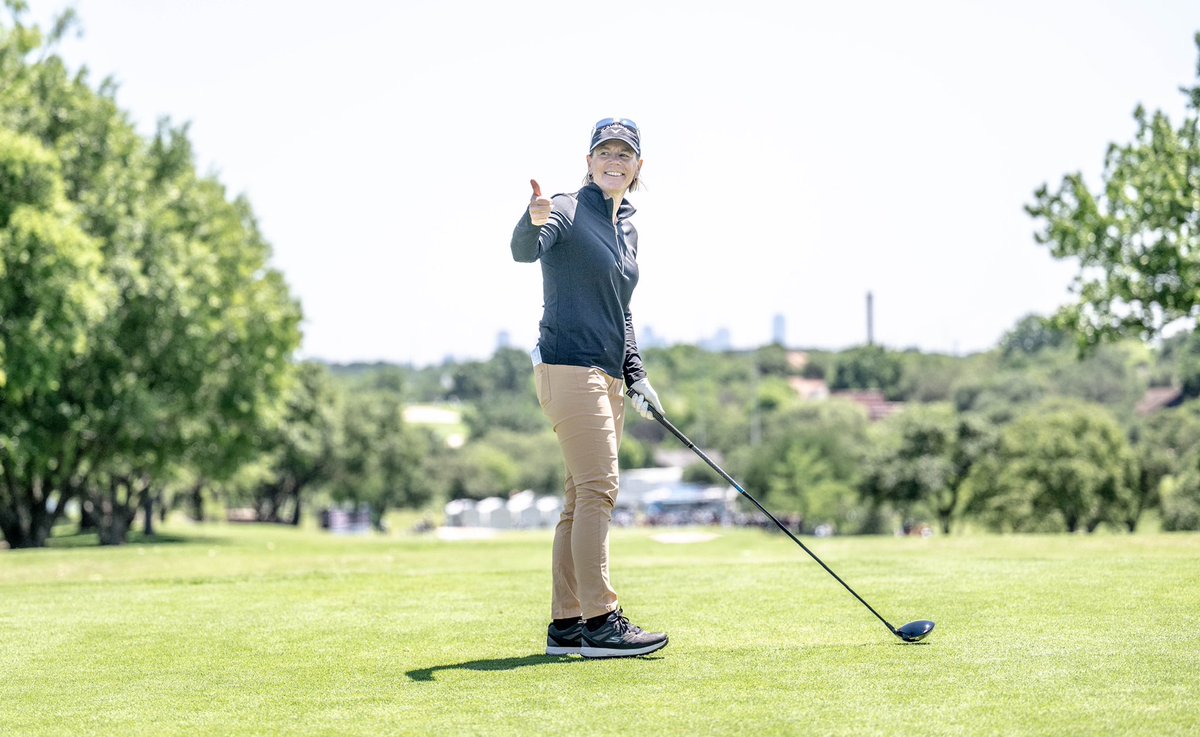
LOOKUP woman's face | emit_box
[587,141,642,197]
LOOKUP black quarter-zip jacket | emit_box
[511,182,647,385]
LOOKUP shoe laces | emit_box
[610,608,642,635]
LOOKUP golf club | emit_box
[628,389,935,643]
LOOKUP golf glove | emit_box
[629,378,664,420]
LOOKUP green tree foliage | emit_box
[952,364,1050,421]
[0,7,300,546]
[1047,342,1151,414]
[966,400,1138,532]
[0,129,112,547]
[830,344,903,396]
[328,391,436,525]
[617,433,651,470]
[1130,401,1200,530]
[1163,329,1200,398]
[733,400,870,532]
[1028,34,1200,348]
[893,351,972,403]
[1159,454,1200,531]
[999,314,1070,360]
[861,404,998,534]
[754,343,790,377]
[478,430,563,494]
[443,443,521,501]
[252,362,340,524]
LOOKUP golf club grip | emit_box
[627,388,897,634]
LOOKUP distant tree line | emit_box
[312,328,1196,537]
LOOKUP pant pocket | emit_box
[535,364,552,409]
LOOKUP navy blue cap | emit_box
[589,118,641,157]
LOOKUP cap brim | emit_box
[590,132,640,156]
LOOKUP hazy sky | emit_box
[27,0,1200,365]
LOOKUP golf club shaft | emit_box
[630,392,898,635]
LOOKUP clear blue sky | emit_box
[27,0,1200,365]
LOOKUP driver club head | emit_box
[896,620,936,642]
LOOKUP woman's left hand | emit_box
[629,378,663,420]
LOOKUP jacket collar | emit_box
[581,182,636,220]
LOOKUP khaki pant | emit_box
[534,363,625,620]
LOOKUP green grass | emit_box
[1,523,1198,736]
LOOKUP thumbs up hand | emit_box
[528,179,551,226]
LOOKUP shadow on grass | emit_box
[406,654,590,682]
[45,531,227,549]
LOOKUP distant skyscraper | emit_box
[641,325,667,349]
[772,314,786,346]
[496,330,511,350]
[866,292,874,346]
[701,327,732,352]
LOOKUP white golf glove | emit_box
[629,378,664,420]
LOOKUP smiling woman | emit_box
[583,117,644,195]
[509,117,668,659]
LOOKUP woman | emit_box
[510,117,668,658]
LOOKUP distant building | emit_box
[641,325,668,349]
[786,372,904,421]
[1135,386,1185,415]
[788,377,830,401]
[787,351,811,374]
[701,327,732,352]
[772,314,787,345]
[832,390,904,421]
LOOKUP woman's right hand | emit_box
[529,179,551,226]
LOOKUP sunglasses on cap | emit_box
[592,117,639,132]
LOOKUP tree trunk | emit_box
[190,482,205,522]
[0,510,33,548]
[96,476,140,545]
[98,508,133,545]
[142,491,155,537]
[289,488,302,526]
[79,498,98,532]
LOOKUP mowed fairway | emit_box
[1,523,1197,737]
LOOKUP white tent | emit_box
[444,498,479,527]
[536,495,563,527]
[476,496,512,529]
[507,490,543,528]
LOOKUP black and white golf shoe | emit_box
[545,619,584,656]
[580,608,668,658]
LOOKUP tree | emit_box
[861,403,996,534]
[1159,451,1200,531]
[1167,329,1200,398]
[1130,400,1200,529]
[1048,341,1151,413]
[830,345,903,396]
[999,314,1070,359]
[1027,34,1200,347]
[0,7,300,546]
[734,400,870,532]
[252,362,339,524]
[328,391,436,525]
[965,400,1138,532]
[442,443,520,501]
[0,129,112,547]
